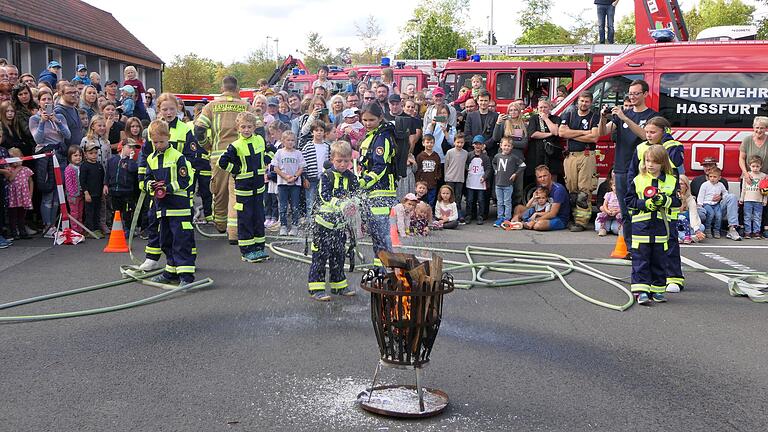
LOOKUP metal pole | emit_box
[417,32,421,60]
[490,0,494,45]
[266,36,271,59]
[274,38,279,67]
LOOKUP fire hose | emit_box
[267,238,768,311]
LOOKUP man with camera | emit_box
[598,79,657,246]
[559,91,600,231]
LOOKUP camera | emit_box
[602,105,613,116]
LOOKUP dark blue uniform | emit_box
[358,122,397,267]
[628,137,686,289]
[308,167,359,294]
[218,133,267,258]
[139,118,198,261]
[145,146,196,283]
[625,172,680,295]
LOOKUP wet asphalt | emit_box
[1,227,767,431]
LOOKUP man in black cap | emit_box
[266,96,289,124]
[691,156,742,240]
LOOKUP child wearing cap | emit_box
[336,108,365,153]
[71,64,92,86]
[119,85,136,117]
[80,143,106,235]
[105,140,139,234]
[465,135,492,224]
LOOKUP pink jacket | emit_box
[64,164,81,198]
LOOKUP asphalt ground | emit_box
[1,226,767,431]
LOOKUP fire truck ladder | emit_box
[635,0,689,43]
[474,44,636,57]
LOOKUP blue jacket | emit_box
[105,155,138,196]
[72,76,92,86]
[38,69,58,89]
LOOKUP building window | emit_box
[46,47,61,64]
[137,67,146,85]
[12,40,31,74]
[98,59,110,82]
[119,63,126,83]
[75,53,87,68]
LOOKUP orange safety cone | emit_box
[103,210,130,253]
[389,208,401,247]
[610,233,629,259]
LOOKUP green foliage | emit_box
[216,49,278,89]
[614,14,636,44]
[162,53,219,94]
[519,0,553,31]
[516,22,574,45]
[684,0,755,39]
[301,32,332,73]
[398,0,477,59]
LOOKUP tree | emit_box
[301,32,332,73]
[355,16,389,64]
[398,0,478,59]
[515,0,574,46]
[216,49,277,89]
[162,53,218,94]
[614,14,636,44]
[684,0,755,39]
[755,0,768,39]
[519,0,552,30]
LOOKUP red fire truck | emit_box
[552,40,768,190]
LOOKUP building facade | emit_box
[0,0,162,89]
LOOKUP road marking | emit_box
[700,252,758,273]
[680,255,731,284]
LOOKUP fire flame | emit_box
[393,269,412,322]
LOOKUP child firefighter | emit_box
[307,141,359,301]
[217,112,269,263]
[143,120,197,286]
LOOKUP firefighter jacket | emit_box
[194,92,255,162]
[625,171,680,248]
[315,167,360,230]
[217,134,266,196]
[627,135,684,181]
[145,146,195,217]
[358,122,396,215]
[139,118,198,193]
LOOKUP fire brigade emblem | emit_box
[375,147,384,156]
[190,143,197,152]
[179,166,188,177]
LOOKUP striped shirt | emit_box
[301,141,330,180]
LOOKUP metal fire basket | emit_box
[357,252,454,418]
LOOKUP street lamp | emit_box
[408,18,422,60]
[274,38,280,67]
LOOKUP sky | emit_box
[83,0,767,65]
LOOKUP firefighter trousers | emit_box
[564,151,597,195]
[235,190,266,255]
[211,162,237,240]
[665,219,685,288]
[631,242,667,293]
[159,215,196,283]
[307,226,347,292]
[144,201,161,261]
[198,173,213,220]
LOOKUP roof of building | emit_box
[0,0,162,65]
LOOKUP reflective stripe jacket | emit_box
[625,172,680,245]
[315,167,360,230]
[627,135,684,181]
[358,122,396,199]
[217,134,266,195]
[145,146,195,217]
[194,92,255,161]
[139,118,198,192]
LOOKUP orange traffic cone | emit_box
[389,208,401,247]
[610,233,628,259]
[103,210,129,253]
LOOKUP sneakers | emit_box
[459,218,466,225]
[666,283,681,293]
[598,228,607,237]
[289,226,299,236]
[310,291,331,301]
[25,225,38,236]
[476,218,485,225]
[726,226,742,241]
[242,250,270,263]
[42,225,57,238]
[569,224,586,232]
[279,226,289,236]
[635,292,650,305]
[332,287,356,296]
[682,236,692,244]
[652,292,667,303]
[713,230,721,239]
[704,232,712,239]
[139,230,149,240]
[178,280,194,289]
[138,258,163,271]
[264,218,275,228]
[493,218,504,228]
[150,274,179,284]
[0,236,11,248]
